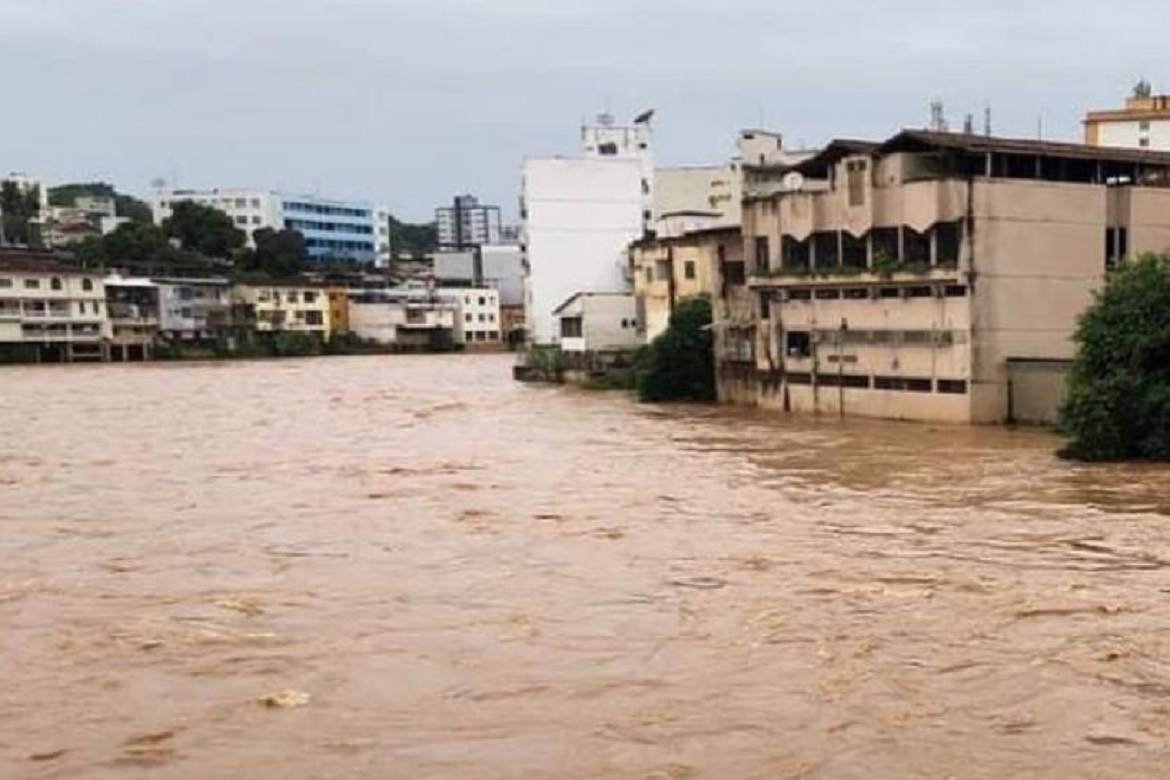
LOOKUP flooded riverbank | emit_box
[2,354,1168,778]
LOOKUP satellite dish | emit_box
[633,108,656,125]
[782,172,805,191]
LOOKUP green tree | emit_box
[235,228,308,280]
[75,221,215,276]
[47,182,152,224]
[1060,254,1170,461]
[635,295,716,403]
[162,201,245,258]
[388,215,437,258]
[1,180,43,247]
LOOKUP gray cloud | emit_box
[1,0,1163,220]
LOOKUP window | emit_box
[1139,138,1150,148]
[812,232,840,267]
[936,222,961,266]
[478,296,486,306]
[465,313,472,323]
[754,237,770,274]
[782,236,811,270]
[786,373,813,386]
[251,216,261,225]
[25,279,40,289]
[1105,227,1129,270]
[82,278,93,292]
[723,261,746,286]
[644,267,653,283]
[1140,120,1151,131]
[235,216,248,225]
[560,317,583,338]
[598,142,618,156]
[684,260,696,280]
[303,291,318,304]
[641,179,650,195]
[944,285,967,297]
[286,291,299,304]
[874,376,933,393]
[305,311,323,326]
[937,379,968,394]
[478,314,486,323]
[250,198,261,208]
[814,288,840,300]
[846,159,867,207]
[0,278,10,288]
[786,331,812,358]
[758,292,771,320]
[234,198,247,208]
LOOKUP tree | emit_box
[635,296,716,403]
[235,228,308,280]
[1060,254,1170,461]
[48,182,152,224]
[75,221,215,276]
[388,215,437,258]
[1,180,43,247]
[162,201,245,258]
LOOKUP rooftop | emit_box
[0,251,94,275]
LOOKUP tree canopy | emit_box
[162,201,246,259]
[635,295,716,403]
[73,221,215,276]
[235,228,308,280]
[1,180,43,247]
[388,215,437,258]
[48,182,152,223]
[1060,254,1170,461]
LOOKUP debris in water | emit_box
[28,749,67,762]
[260,689,311,709]
[668,576,728,591]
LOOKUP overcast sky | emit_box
[2,0,1164,221]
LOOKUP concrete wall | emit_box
[522,157,644,343]
[1007,360,1071,425]
[655,166,740,225]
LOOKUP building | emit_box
[104,275,159,361]
[326,288,351,335]
[522,112,654,344]
[150,187,391,266]
[44,195,124,249]
[232,284,332,337]
[432,244,525,306]
[348,287,460,350]
[1084,84,1170,150]
[436,195,503,247]
[553,292,640,353]
[630,225,742,342]
[155,277,232,344]
[440,287,501,347]
[730,129,1170,424]
[0,252,109,362]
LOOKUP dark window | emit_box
[871,228,900,265]
[879,287,900,299]
[812,231,840,268]
[944,285,967,297]
[904,228,931,266]
[935,222,961,267]
[844,288,869,300]
[788,289,812,301]
[873,376,933,393]
[758,292,771,320]
[782,236,811,270]
[842,232,867,269]
[684,261,696,280]
[24,279,39,289]
[754,237,770,273]
[723,261,746,286]
[1106,227,1129,270]
[937,379,968,394]
[304,311,323,326]
[81,278,94,292]
[560,317,583,338]
[819,374,871,389]
[786,331,812,358]
[906,286,933,298]
[814,288,840,300]
[50,277,63,291]
[1140,137,1151,148]
[786,372,813,386]
[598,142,618,156]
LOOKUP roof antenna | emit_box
[929,100,948,132]
[963,114,975,135]
[983,103,992,137]
[1036,114,1044,141]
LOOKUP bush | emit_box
[635,295,715,403]
[1059,254,1170,461]
[273,331,323,357]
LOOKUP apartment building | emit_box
[155,277,232,344]
[105,275,159,361]
[730,130,1170,424]
[436,195,503,247]
[630,225,742,342]
[0,252,109,362]
[151,187,391,266]
[441,287,501,346]
[233,284,332,337]
[348,288,460,350]
[1085,85,1170,150]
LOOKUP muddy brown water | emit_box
[2,354,1169,779]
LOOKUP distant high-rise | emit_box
[436,195,503,248]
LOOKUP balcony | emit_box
[749,263,963,289]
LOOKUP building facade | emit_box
[0,252,109,362]
[233,285,331,337]
[728,130,1170,424]
[436,195,503,247]
[151,187,391,266]
[155,277,232,343]
[348,288,460,350]
[1085,88,1170,150]
[630,226,742,342]
[105,275,159,361]
[553,292,641,353]
[440,287,501,346]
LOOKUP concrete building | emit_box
[432,244,525,306]
[233,284,331,337]
[630,225,742,342]
[522,112,654,344]
[45,196,123,249]
[727,130,1170,424]
[1085,87,1170,150]
[104,275,159,361]
[436,195,503,247]
[155,277,232,344]
[151,187,391,266]
[553,292,640,353]
[441,287,501,346]
[348,288,460,350]
[0,252,109,362]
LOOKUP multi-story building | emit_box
[348,287,460,350]
[155,277,232,344]
[730,129,1170,424]
[0,252,109,362]
[630,225,742,342]
[150,187,391,266]
[104,275,159,361]
[432,244,525,306]
[1085,85,1170,150]
[232,284,331,337]
[436,195,503,247]
[552,292,641,354]
[522,112,654,344]
[440,287,501,346]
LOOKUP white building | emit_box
[521,112,654,344]
[0,252,109,361]
[439,287,501,345]
[151,186,391,267]
[154,277,232,343]
[552,292,640,353]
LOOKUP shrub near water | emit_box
[1060,254,1170,461]
[635,296,716,403]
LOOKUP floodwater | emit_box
[2,355,1169,779]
